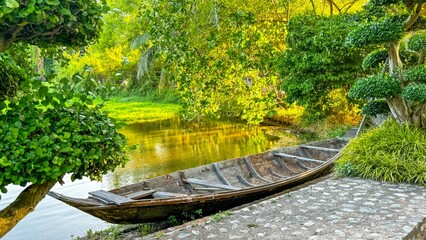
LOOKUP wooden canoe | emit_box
[48,133,353,224]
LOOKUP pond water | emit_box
[1,117,302,240]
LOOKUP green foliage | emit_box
[403,65,426,83]
[211,211,233,222]
[401,84,426,102]
[345,16,405,48]
[167,215,180,226]
[369,0,401,6]
[0,54,26,99]
[407,33,426,53]
[361,99,390,116]
[0,43,39,99]
[279,14,365,119]
[362,49,388,70]
[349,75,401,99]
[0,0,108,51]
[102,97,182,124]
[335,120,426,185]
[0,75,129,192]
[409,16,426,32]
[138,0,284,124]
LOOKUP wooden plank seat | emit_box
[300,145,340,153]
[184,178,241,191]
[152,191,189,198]
[274,152,324,164]
[89,190,134,205]
[125,189,189,199]
[125,189,157,199]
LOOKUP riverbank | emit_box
[106,176,425,240]
[102,96,182,124]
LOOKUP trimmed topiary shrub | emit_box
[361,99,390,116]
[362,49,388,70]
[348,75,401,99]
[402,84,426,102]
[403,65,426,83]
[335,120,426,185]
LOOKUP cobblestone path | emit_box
[141,177,426,240]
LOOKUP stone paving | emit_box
[140,177,426,240]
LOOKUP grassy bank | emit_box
[101,94,182,124]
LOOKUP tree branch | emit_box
[404,3,424,30]
[309,0,317,15]
[15,26,64,42]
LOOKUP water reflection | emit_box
[1,117,295,240]
[102,118,280,188]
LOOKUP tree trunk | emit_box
[412,103,426,128]
[0,34,10,53]
[387,95,412,123]
[386,41,415,124]
[309,0,317,15]
[388,42,403,77]
[0,180,57,238]
[418,51,425,64]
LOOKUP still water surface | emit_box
[1,117,300,240]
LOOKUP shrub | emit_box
[335,120,426,185]
[348,75,401,100]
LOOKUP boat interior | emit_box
[85,138,348,205]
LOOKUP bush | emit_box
[335,120,426,185]
[348,75,401,100]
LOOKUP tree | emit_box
[0,1,129,237]
[278,13,367,122]
[346,0,426,127]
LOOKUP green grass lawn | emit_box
[102,97,182,124]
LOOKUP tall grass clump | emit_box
[335,120,426,185]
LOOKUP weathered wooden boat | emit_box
[48,131,355,224]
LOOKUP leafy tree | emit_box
[278,14,367,122]
[0,1,129,237]
[346,0,426,127]
[126,0,288,124]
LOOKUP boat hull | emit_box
[49,136,351,224]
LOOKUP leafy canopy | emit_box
[0,0,108,51]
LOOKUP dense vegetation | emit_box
[278,13,366,123]
[60,0,366,125]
